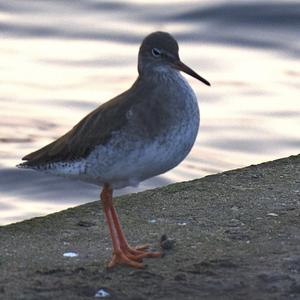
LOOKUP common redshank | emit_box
[18,31,210,268]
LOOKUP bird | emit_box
[18,31,210,268]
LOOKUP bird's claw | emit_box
[107,245,160,268]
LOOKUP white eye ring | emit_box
[151,48,161,57]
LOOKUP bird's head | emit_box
[138,31,210,86]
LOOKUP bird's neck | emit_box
[139,64,185,86]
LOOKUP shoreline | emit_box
[1,154,299,299]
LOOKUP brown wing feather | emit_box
[22,82,141,166]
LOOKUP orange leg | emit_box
[101,183,160,268]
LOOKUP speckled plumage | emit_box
[18,31,209,190]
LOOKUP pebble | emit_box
[267,213,279,217]
[148,219,157,224]
[63,252,78,257]
[95,289,110,298]
[160,234,175,250]
[177,222,187,226]
[77,220,96,227]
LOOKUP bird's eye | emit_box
[151,48,161,57]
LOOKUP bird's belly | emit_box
[85,109,199,189]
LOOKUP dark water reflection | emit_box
[0,0,299,224]
[1,1,299,56]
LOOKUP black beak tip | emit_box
[202,78,211,87]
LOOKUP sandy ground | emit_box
[0,154,300,300]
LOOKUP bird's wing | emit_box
[21,87,138,166]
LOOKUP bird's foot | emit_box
[107,245,160,269]
[125,244,161,260]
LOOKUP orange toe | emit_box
[124,244,160,257]
[128,248,161,259]
[135,244,150,251]
[107,250,145,269]
[107,246,161,269]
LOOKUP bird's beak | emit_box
[172,60,210,86]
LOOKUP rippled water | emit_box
[0,0,299,225]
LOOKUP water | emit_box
[0,0,299,225]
